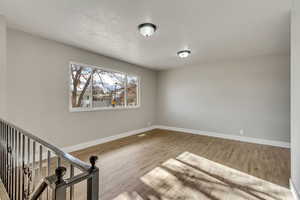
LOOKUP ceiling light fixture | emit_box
[177,50,191,58]
[138,23,157,37]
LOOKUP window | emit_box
[69,62,140,111]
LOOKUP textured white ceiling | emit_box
[0,0,291,70]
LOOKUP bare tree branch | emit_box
[71,66,76,81]
[72,67,83,107]
[77,69,95,107]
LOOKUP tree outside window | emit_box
[70,63,139,111]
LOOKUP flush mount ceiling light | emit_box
[177,50,191,58]
[138,23,157,37]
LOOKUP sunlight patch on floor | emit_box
[113,191,144,200]
[140,152,292,200]
[0,179,9,200]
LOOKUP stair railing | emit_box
[0,118,99,200]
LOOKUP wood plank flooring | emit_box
[71,129,291,200]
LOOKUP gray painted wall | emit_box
[3,23,290,151]
[156,55,290,142]
[6,29,157,148]
[291,0,300,195]
[0,16,6,118]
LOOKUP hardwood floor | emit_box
[71,129,291,200]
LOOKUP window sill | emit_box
[69,105,141,112]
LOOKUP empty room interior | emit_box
[1,0,300,200]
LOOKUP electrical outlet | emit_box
[239,129,244,135]
[147,122,152,126]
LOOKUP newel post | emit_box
[87,155,99,200]
[52,166,67,200]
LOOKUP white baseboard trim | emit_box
[62,126,156,153]
[62,125,290,153]
[290,179,300,200]
[153,125,290,148]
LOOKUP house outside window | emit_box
[69,62,140,111]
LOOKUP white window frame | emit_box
[69,61,141,112]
